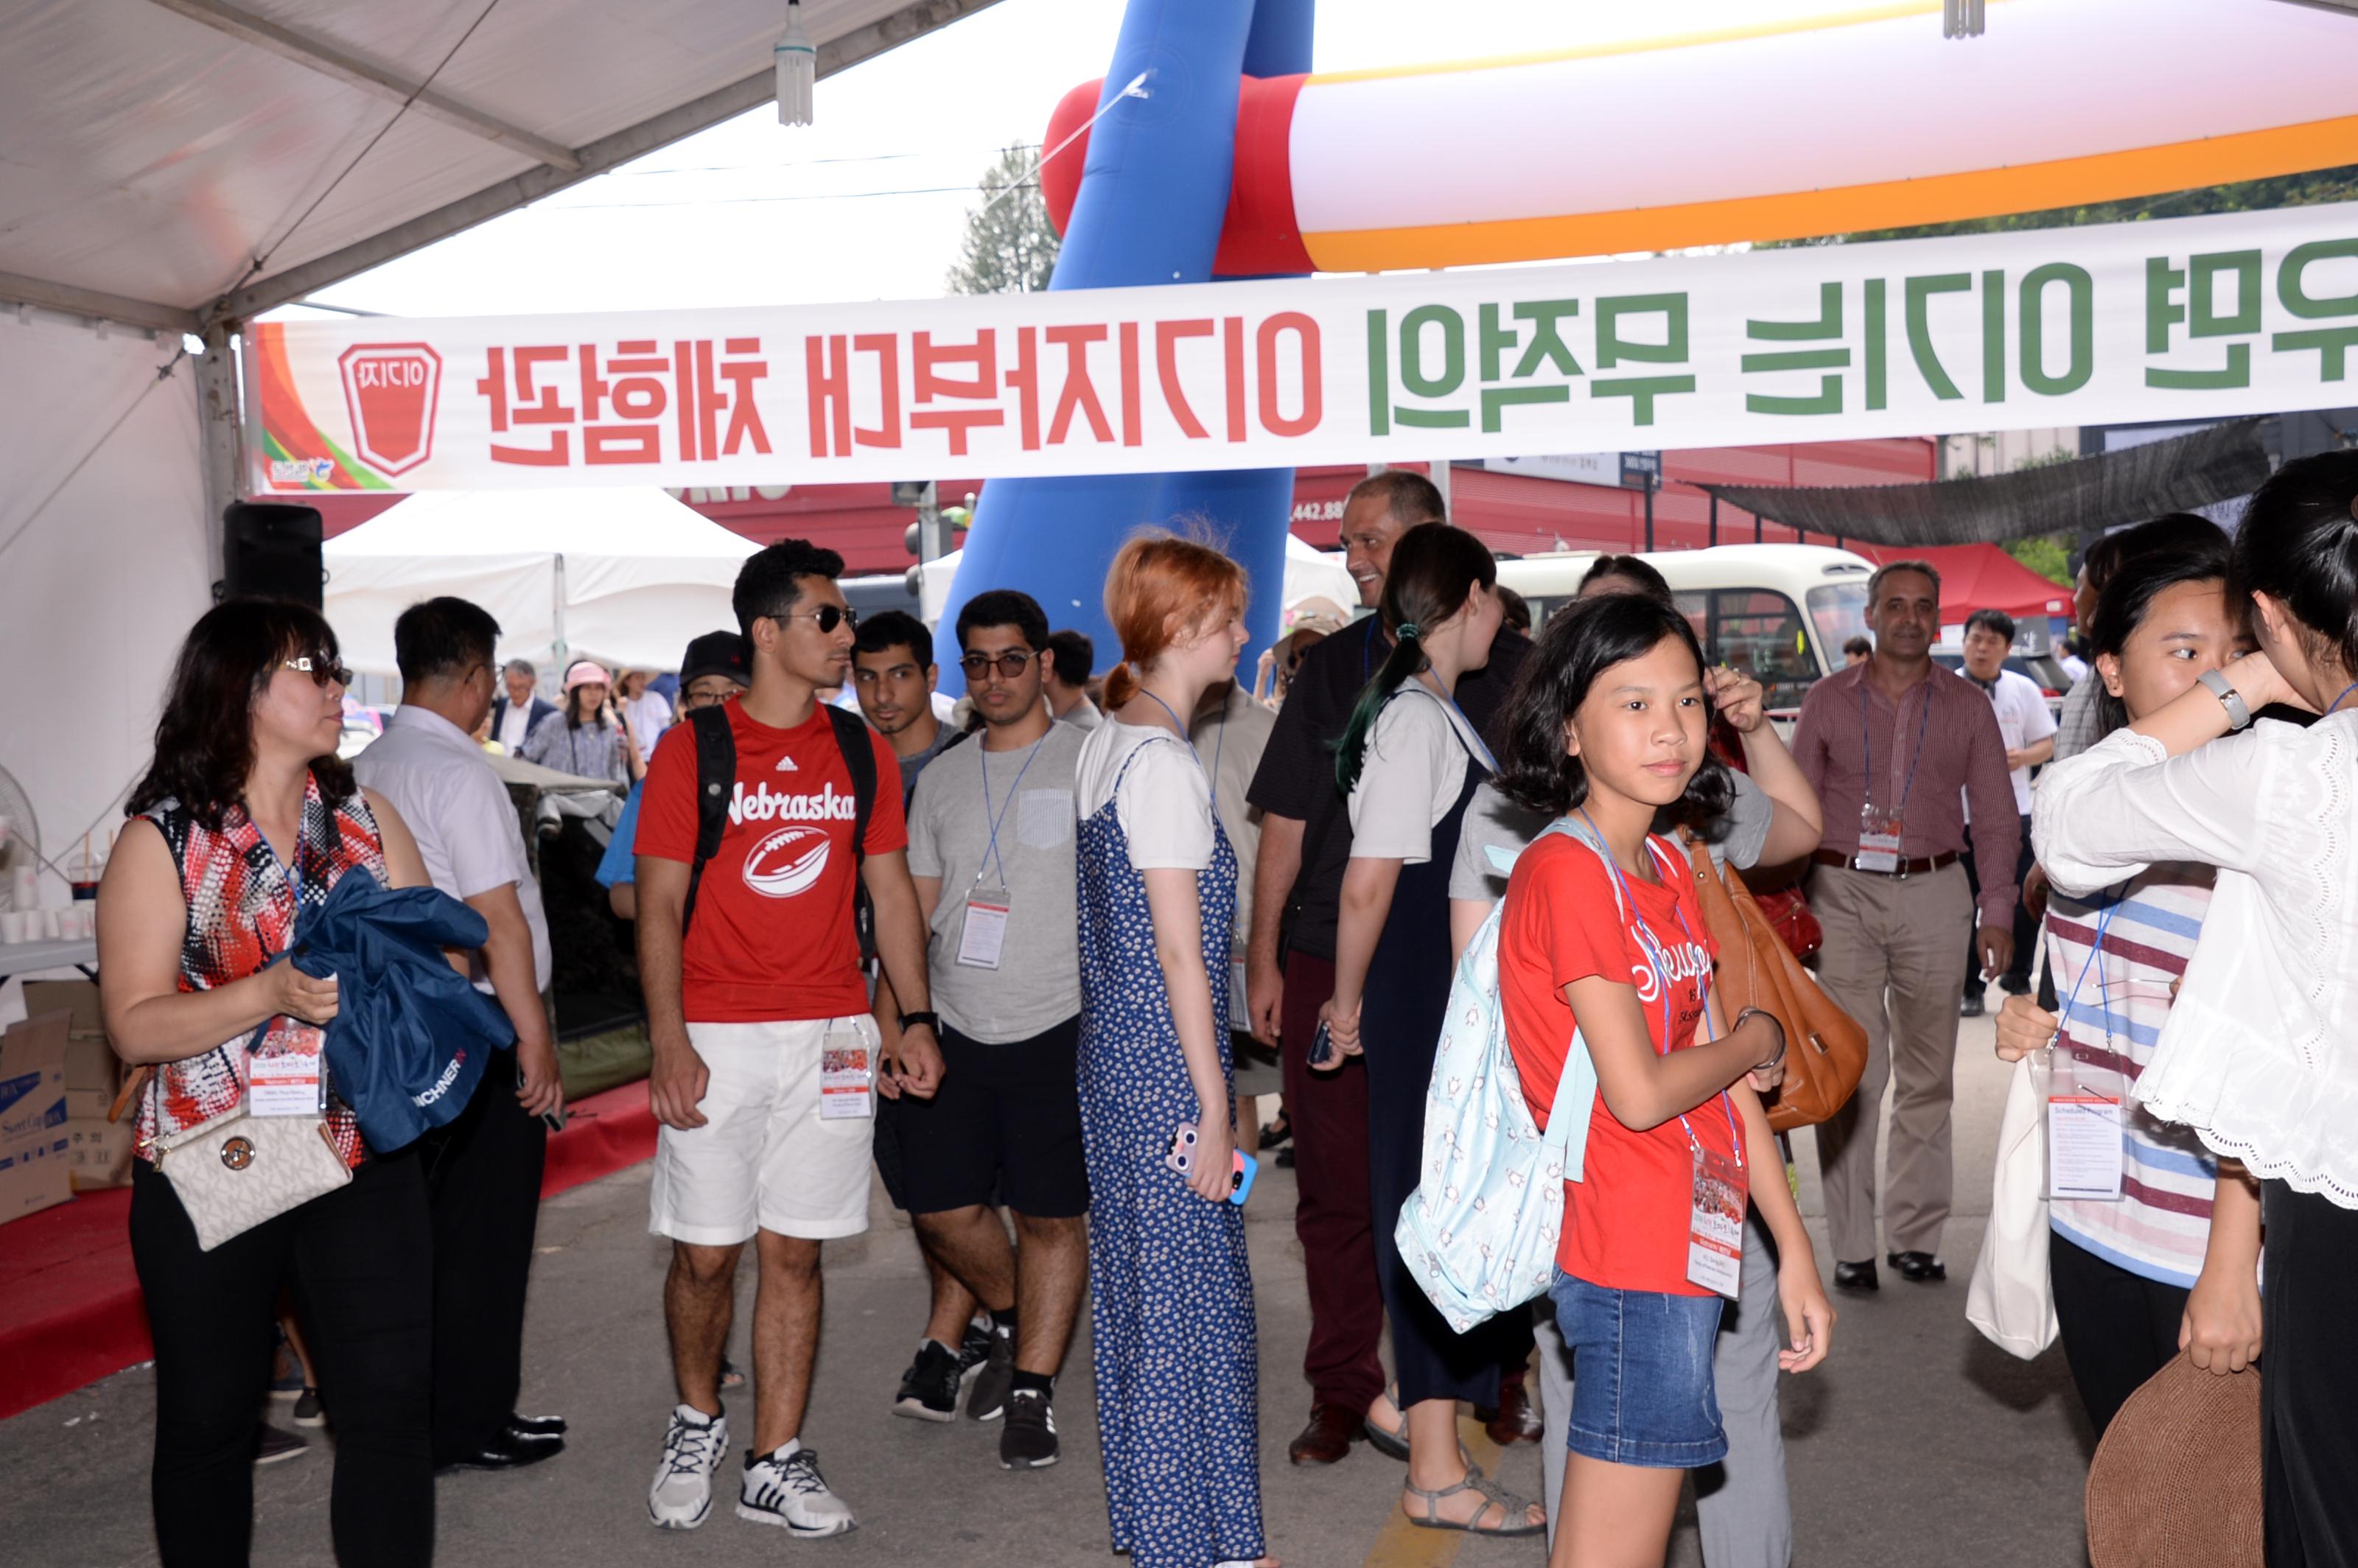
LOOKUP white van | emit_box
[1496,545,1877,721]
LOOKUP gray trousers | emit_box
[1808,861,1974,1261]
[1539,1208,1791,1568]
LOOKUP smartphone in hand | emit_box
[1307,1020,1337,1070]
[1164,1121,1254,1205]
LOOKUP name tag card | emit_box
[248,1049,325,1118]
[2047,1095,2124,1201]
[1686,1147,1747,1299]
[956,886,1011,970]
[820,1032,874,1121]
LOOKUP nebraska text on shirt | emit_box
[730,780,859,826]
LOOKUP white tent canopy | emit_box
[324,488,754,676]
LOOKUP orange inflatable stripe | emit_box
[1303,113,2358,273]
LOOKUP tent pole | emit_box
[199,323,246,587]
[553,553,567,671]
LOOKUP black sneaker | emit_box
[892,1340,962,1423]
[956,1317,993,1387]
[291,1387,325,1428]
[999,1388,1059,1469]
[966,1324,1015,1422]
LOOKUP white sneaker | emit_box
[736,1444,858,1539]
[648,1404,728,1530]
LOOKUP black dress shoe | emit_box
[1959,993,1985,1018]
[1886,1250,1948,1282]
[437,1429,564,1474]
[1833,1259,1880,1292]
[508,1410,567,1438]
[1287,1403,1362,1466]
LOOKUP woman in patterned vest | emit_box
[99,598,440,1568]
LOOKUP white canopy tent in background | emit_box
[324,489,755,677]
[914,531,1358,628]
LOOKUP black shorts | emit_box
[872,1016,1089,1219]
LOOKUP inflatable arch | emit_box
[941,0,2358,688]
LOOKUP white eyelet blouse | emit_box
[2034,714,2358,1208]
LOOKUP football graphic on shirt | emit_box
[743,825,830,900]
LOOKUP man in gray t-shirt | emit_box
[870,588,1090,1471]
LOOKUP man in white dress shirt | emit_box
[354,595,567,1473]
[1957,608,2056,1013]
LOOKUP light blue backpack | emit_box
[1393,817,1629,1334]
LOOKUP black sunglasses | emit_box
[281,654,353,688]
[959,649,1038,679]
[775,605,858,634]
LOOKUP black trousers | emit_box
[2046,1232,2189,1440]
[420,1048,548,1460]
[1960,813,2036,998]
[2263,1180,2358,1568]
[130,1152,434,1568]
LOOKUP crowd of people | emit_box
[86,449,2358,1567]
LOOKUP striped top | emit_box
[2043,866,2217,1288]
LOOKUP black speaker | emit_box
[221,502,325,606]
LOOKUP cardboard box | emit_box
[22,979,120,1106]
[66,1116,135,1191]
[0,1011,72,1224]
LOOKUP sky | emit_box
[281,0,1875,321]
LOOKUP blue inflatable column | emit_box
[937,0,1312,692]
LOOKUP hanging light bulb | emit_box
[775,0,815,125]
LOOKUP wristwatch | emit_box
[2197,667,2253,732]
[897,1010,940,1035]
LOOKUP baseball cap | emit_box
[679,630,750,688]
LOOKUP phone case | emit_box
[1308,1020,1336,1068]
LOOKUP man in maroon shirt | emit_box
[1792,561,2019,1292]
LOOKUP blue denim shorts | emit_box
[1549,1271,1727,1468]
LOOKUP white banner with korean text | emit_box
[249,202,2358,495]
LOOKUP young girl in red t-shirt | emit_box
[1492,592,1836,1568]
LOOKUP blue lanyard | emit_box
[1577,809,1743,1169]
[2053,890,2126,1088]
[975,734,1046,889]
[1139,688,1227,811]
[1862,678,1934,821]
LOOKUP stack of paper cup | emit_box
[0,910,27,944]
[9,867,36,911]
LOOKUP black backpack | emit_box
[680,701,878,962]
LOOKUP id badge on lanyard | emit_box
[956,884,1011,970]
[1857,805,1905,875]
[819,1026,875,1120]
[1687,1145,1747,1298]
[2046,912,2127,1202]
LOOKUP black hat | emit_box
[679,630,749,689]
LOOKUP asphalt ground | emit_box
[4,1014,2099,1567]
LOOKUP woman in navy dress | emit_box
[1317,525,1540,1537]
[1074,533,1276,1568]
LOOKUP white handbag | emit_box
[153,1099,352,1252]
[1967,1049,2060,1359]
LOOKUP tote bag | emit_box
[1967,948,2060,1359]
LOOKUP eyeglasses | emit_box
[773,605,858,634]
[959,650,1038,679]
[282,654,353,687]
[676,687,735,713]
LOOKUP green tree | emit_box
[2004,531,2075,588]
[1765,165,2358,248]
[945,145,1061,295]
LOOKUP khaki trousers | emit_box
[1808,861,1973,1262]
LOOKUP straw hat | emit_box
[2085,1351,2261,1567]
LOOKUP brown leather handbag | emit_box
[1682,836,1869,1133]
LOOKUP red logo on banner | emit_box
[337,343,443,476]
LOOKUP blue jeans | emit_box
[1549,1270,1728,1469]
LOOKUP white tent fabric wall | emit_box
[323,487,756,676]
[0,315,210,903]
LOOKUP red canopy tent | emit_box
[1848,542,2074,626]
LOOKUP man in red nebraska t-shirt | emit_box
[632,539,944,1539]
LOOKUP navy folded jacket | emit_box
[289,872,517,1154]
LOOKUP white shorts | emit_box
[648,1015,880,1246]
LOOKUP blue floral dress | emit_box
[1076,735,1263,1568]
